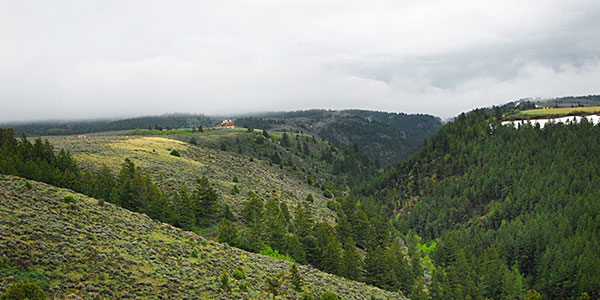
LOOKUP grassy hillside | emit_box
[0,175,404,299]
[46,135,337,223]
[519,106,600,117]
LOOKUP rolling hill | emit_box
[46,134,338,223]
[0,174,404,299]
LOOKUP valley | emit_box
[1,98,599,299]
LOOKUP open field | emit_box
[519,106,600,116]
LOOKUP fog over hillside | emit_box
[1,0,599,121]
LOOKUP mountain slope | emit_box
[0,175,404,299]
[365,109,600,299]
[237,110,442,167]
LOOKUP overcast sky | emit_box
[1,0,599,122]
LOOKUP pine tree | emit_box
[282,132,291,147]
[217,218,239,246]
[341,236,361,281]
[314,222,342,275]
[289,263,303,292]
[194,176,220,227]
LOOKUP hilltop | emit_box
[0,174,404,299]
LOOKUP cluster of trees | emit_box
[0,128,223,235]
[208,129,379,190]
[234,117,283,130]
[366,109,600,299]
[217,189,425,298]
[251,109,442,168]
[318,113,441,168]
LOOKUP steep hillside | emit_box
[0,175,404,299]
[365,109,600,299]
[46,134,336,222]
[236,110,442,167]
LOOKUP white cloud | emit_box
[0,0,599,121]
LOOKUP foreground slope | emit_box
[0,175,404,299]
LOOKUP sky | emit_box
[1,0,599,122]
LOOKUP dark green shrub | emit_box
[232,176,238,183]
[23,181,32,190]
[266,272,284,297]
[306,175,313,185]
[302,292,314,300]
[320,291,339,300]
[323,190,333,198]
[238,283,248,292]
[63,196,75,204]
[231,184,240,195]
[220,273,231,293]
[232,266,246,280]
[1,281,46,300]
[326,200,339,211]
[170,149,180,157]
[189,137,197,145]
[305,194,314,203]
[190,249,198,258]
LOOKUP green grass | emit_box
[126,128,251,136]
[418,240,436,272]
[127,128,195,135]
[519,106,600,116]
[259,246,295,263]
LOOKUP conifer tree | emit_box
[341,236,361,281]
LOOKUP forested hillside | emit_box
[237,109,442,167]
[365,109,600,299]
[1,114,217,136]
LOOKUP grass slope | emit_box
[46,135,335,223]
[519,105,600,116]
[0,175,404,299]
